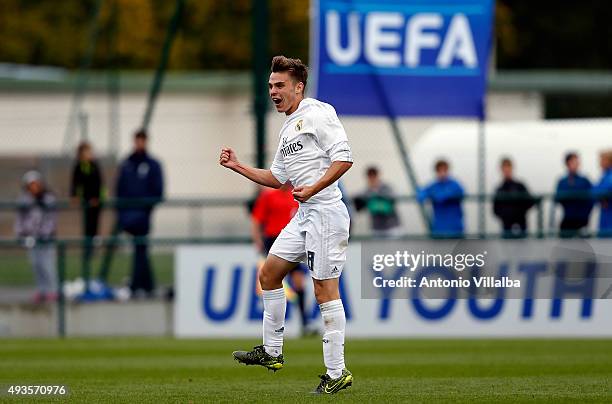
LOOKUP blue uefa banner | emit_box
[310,0,495,118]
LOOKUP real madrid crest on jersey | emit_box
[295,119,303,131]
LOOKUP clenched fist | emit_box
[292,185,316,203]
[219,147,239,169]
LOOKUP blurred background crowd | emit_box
[0,0,611,304]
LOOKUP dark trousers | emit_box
[84,206,100,236]
[99,221,155,294]
[559,218,589,238]
[82,206,100,290]
[130,231,154,293]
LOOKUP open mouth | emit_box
[272,98,282,106]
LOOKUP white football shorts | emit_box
[269,200,350,280]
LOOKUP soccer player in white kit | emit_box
[220,56,353,394]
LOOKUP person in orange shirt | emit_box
[251,183,311,335]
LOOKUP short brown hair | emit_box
[366,166,379,177]
[271,55,308,92]
[76,141,91,159]
[565,152,578,164]
[434,159,449,172]
[134,129,148,139]
[601,149,612,165]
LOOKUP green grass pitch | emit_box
[1,338,611,403]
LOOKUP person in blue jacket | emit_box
[593,150,612,237]
[100,129,164,298]
[554,152,593,237]
[417,159,465,238]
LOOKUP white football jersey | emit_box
[270,98,353,204]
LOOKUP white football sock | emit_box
[320,299,346,379]
[262,288,286,357]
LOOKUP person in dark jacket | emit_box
[100,130,164,297]
[417,159,465,238]
[493,158,536,238]
[554,152,593,237]
[354,166,400,237]
[71,142,104,295]
[593,150,612,237]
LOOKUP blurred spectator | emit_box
[117,129,164,295]
[251,184,298,258]
[554,152,593,237]
[417,159,464,238]
[493,158,536,238]
[100,129,164,298]
[14,171,58,303]
[246,184,263,215]
[70,142,104,293]
[354,166,400,238]
[593,150,612,237]
[251,183,312,335]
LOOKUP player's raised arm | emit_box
[219,147,282,189]
[292,160,352,203]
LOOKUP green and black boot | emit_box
[232,345,284,372]
[312,369,353,394]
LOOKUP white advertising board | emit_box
[175,243,612,337]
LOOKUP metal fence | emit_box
[1,191,610,337]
